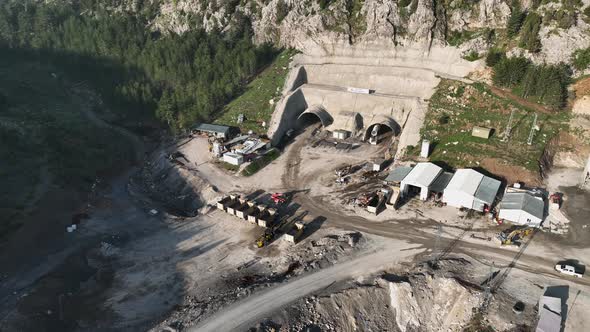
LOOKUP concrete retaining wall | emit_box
[268,89,308,145]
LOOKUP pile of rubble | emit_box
[254,256,543,332]
[131,150,217,217]
[275,270,483,332]
[282,232,365,272]
[152,232,366,331]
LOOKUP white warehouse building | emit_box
[499,192,545,227]
[442,169,501,212]
[400,162,443,201]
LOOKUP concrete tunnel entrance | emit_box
[363,114,401,141]
[296,105,333,129]
[364,122,400,141]
[297,112,322,128]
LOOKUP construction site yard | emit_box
[4,49,590,332]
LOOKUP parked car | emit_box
[555,263,584,278]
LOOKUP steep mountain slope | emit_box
[0,49,135,238]
[148,0,590,69]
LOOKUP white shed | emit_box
[400,162,443,200]
[223,152,244,166]
[442,169,501,212]
[499,192,545,227]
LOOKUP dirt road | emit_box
[279,127,590,287]
[487,85,553,114]
[191,243,423,332]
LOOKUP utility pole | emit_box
[502,109,516,142]
[527,113,538,145]
[482,261,495,312]
[433,224,443,263]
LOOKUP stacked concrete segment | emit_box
[215,196,277,228]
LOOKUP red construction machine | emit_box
[271,192,287,205]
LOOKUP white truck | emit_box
[555,263,584,278]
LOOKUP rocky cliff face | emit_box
[74,0,590,67]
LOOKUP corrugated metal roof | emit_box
[475,176,502,204]
[446,169,484,196]
[385,166,413,183]
[500,192,544,220]
[536,307,561,332]
[224,135,250,146]
[430,172,454,193]
[194,123,230,134]
[539,296,562,315]
[402,162,443,187]
[444,169,500,204]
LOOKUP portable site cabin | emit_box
[332,129,350,140]
[400,162,443,201]
[372,159,388,172]
[499,192,545,227]
[193,123,232,139]
[472,126,492,139]
[223,152,244,166]
[442,169,501,212]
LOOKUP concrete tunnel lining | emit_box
[297,105,333,127]
[364,115,401,140]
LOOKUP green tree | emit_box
[319,0,332,10]
[0,6,16,47]
[0,1,278,131]
[572,47,590,71]
[16,7,34,46]
[275,0,289,24]
[520,12,542,52]
[492,56,530,87]
[519,64,570,109]
[506,0,525,37]
[485,48,505,67]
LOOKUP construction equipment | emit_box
[256,228,274,248]
[355,192,377,208]
[549,193,562,210]
[369,124,380,145]
[256,211,308,248]
[271,192,287,205]
[361,170,379,181]
[497,227,534,246]
[335,165,353,177]
[367,188,391,214]
[335,176,350,185]
[470,233,492,241]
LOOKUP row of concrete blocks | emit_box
[216,194,277,227]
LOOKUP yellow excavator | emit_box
[256,211,308,248]
[256,228,275,248]
[498,227,534,246]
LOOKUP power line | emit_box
[502,109,516,142]
[527,113,538,145]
